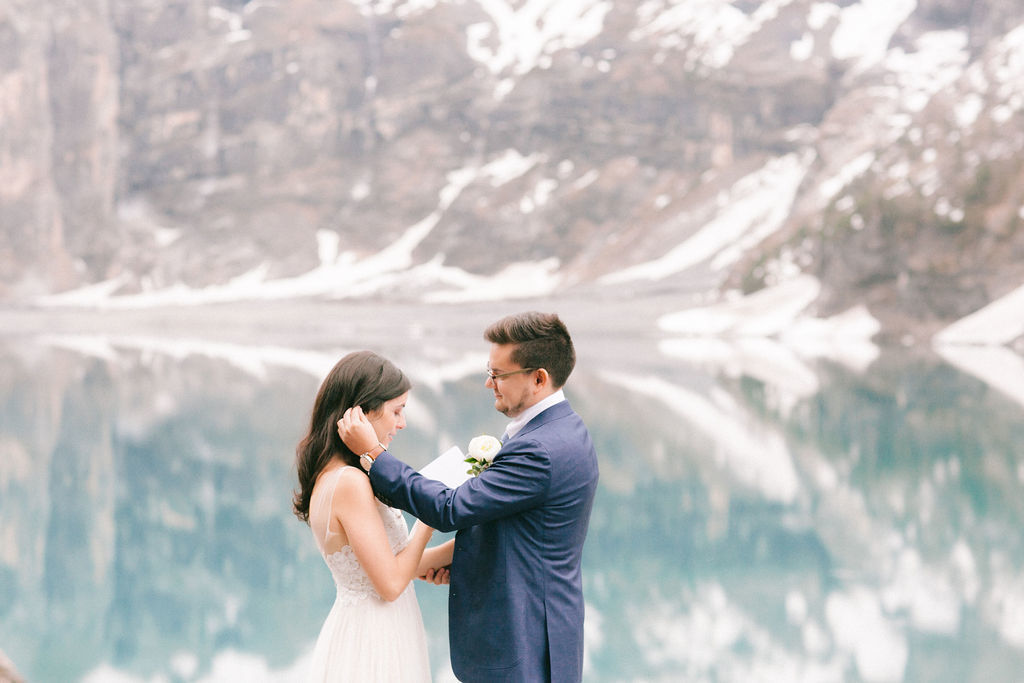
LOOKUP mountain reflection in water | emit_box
[1,333,1022,682]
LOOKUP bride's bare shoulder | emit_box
[314,465,371,497]
[331,465,374,497]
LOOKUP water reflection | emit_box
[1,334,1023,682]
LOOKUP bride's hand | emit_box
[338,406,378,454]
[418,566,451,585]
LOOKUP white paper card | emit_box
[418,445,472,488]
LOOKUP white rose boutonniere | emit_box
[465,434,502,476]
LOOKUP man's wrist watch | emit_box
[359,443,386,471]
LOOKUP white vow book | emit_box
[418,446,473,488]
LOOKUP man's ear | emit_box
[536,368,549,386]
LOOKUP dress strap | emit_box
[310,466,352,555]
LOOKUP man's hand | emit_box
[418,566,451,585]
[338,406,379,454]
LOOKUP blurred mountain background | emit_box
[2,0,1023,344]
[4,5,1024,681]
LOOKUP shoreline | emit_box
[0,295,677,347]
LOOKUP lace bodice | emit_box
[310,467,411,604]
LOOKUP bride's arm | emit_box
[417,539,454,578]
[334,469,434,602]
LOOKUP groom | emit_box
[340,311,599,682]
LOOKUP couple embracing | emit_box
[292,312,600,682]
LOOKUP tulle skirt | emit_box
[306,585,432,682]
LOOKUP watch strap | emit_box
[358,442,386,471]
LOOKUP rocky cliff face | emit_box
[2,0,119,295]
[2,0,1023,341]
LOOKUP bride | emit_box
[293,351,453,681]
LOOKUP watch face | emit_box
[360,454,373,471]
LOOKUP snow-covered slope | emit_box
[3,0,1024,349]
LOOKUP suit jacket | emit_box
[369,400,599,682]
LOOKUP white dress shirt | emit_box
[503,389,566,441]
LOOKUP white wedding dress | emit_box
[306,466,432,682]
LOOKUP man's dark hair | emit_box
[484,312,575,388]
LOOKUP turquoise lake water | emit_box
[1,332,1022,682]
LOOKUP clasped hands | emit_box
[419,565,451,585]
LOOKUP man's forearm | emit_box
[369,451,461,531]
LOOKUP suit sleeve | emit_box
[369,444,551,533]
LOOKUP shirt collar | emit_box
[504,389,566,441]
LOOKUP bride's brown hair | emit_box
[292,350,411,522]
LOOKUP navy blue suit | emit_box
[369,400,599,682]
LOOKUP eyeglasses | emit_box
[486,367,536,381]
